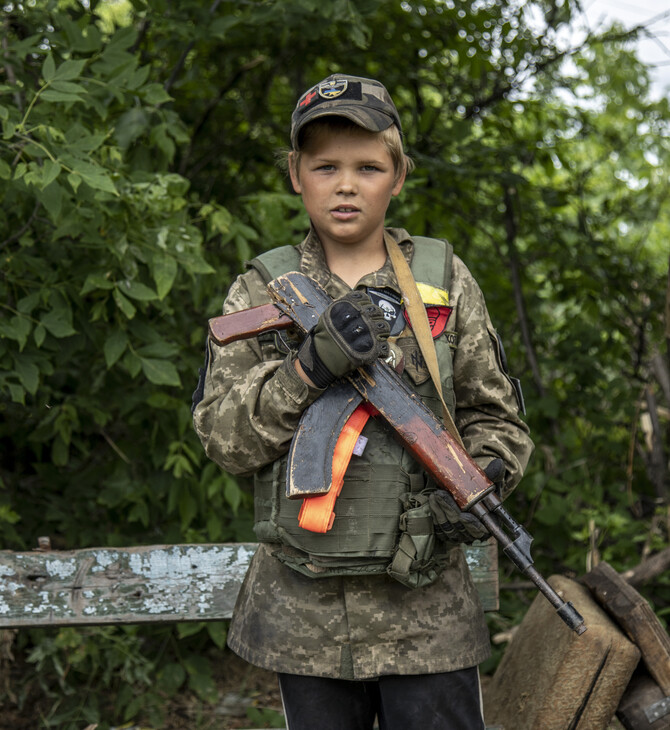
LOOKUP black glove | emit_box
[429,459,506,544]
[297,291,390,388]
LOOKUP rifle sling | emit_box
[383,232,464,448]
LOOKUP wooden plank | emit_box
[0,541,497,628]
[484,575,641,730]
[583,561,670,696]
[0,543,258,628]
[617,669,670,729]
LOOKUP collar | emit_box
[296,226,414,298]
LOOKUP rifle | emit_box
[208,272,587,635]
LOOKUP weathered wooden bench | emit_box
[0,540,498,628]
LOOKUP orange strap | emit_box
[298,403,372,533]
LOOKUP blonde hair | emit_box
[283,116,414,185]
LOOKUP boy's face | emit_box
[289,126,405,253]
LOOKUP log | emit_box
[583,561,670,696]
[484,575,640,730]
[0,541,497,628]
[617,668,670,729]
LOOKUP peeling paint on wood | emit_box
[0,542,497,628]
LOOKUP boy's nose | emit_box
[337,171,357,194]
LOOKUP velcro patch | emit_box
[366,287,405,336]
[403,305,453,339]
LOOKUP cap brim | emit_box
[291,105,397,148]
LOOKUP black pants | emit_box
[278,667,485,730]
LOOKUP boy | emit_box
[193,74,533,730]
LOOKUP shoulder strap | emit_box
[247,245,301,284]
[410,236,453,290]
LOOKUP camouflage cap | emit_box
[290,74,402,149]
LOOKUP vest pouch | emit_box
[387,490,445,589]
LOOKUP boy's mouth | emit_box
[331,205,360,219]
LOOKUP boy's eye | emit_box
[361,165,380,172]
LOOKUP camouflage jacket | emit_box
[193,227,534,679]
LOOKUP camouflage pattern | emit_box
[192,227,534,679]
[291,74,402,149]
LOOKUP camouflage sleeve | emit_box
[450,256,534,498]
[192,270,324,476]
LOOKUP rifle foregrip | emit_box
[208,304,294,346]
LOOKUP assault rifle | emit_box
[208,272,587,635]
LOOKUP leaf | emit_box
[151,254,178,299]
[224,480,242,515]
[0,315,31,350]
[206,622,227,649]
[113,289,136,319]
[178,490,197,526]
[176,622,204,640]
[54,58,86,81]
[37,180,64,221]
[13,357,39,394]
[155,663,186,695]
[50,80,87,95]
[41,307,77,338]
[52,436,69,467]
[33,325,46,347]
[0,157,11,180]
[187,665,217,704]
[67,172,82,193]
[73,163,117,195]
[140,358,181,386]
[42,53,56,82]
[80,272,114,295]
[41,160,61,188]
[115,107,149,149]
[104,330,128,368]
[17,292,40,315]
[141,83,173,105]
[40,90,85,103]
[118,280,158,301]
[7,383,25,404]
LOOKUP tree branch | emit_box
[621,546,670,587]
[503,187,546,398]
[0,201,40,250]
[164,0,224,93]
[177,55,266,177]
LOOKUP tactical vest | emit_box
[247,237,457,588]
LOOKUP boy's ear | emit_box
[392,166,406,197]
[288,152,302,194]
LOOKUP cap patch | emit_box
[295,81,363,118]
[319,78,348,99]
[299,89,318,108]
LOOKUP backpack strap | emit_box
[247,245,301,284]
[410,236,453,291]
[248,237,452,290]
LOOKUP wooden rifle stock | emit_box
[208,303,293,346]
[207,272,587,635]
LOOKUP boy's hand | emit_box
[429,489,489,544]
[429,459,505,544]
[297,291,390,388]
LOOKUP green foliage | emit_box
[13,623,226,728]
[1,0,668,726]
